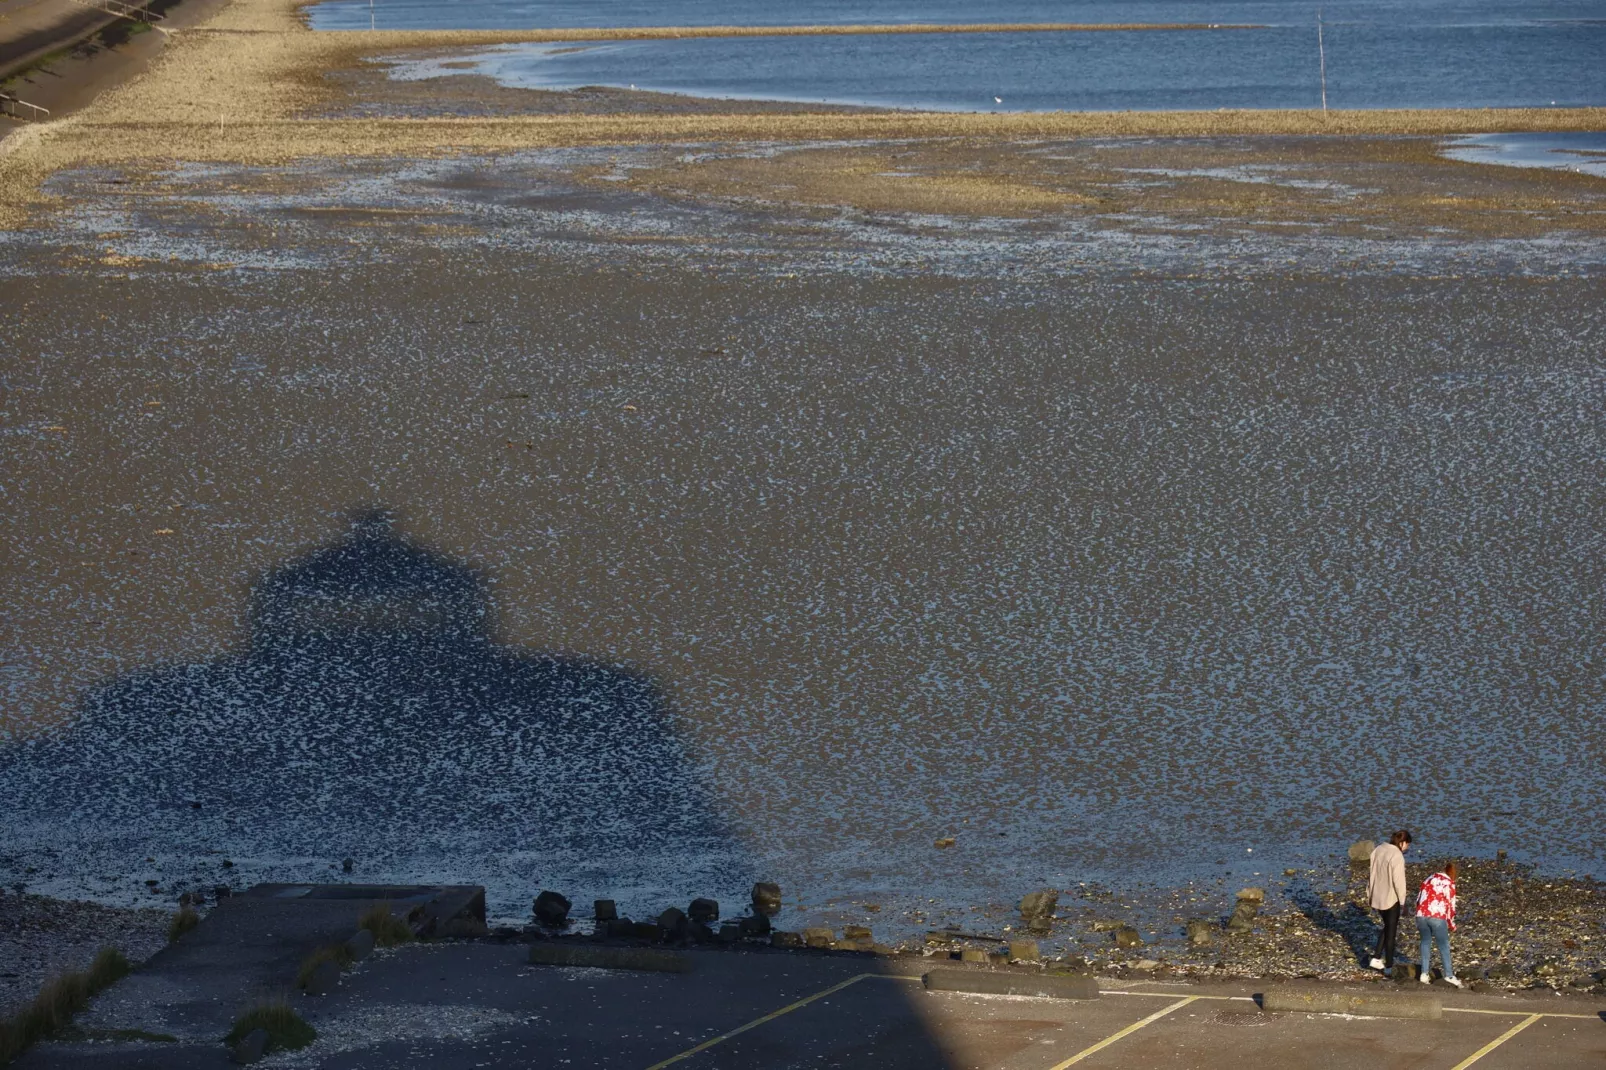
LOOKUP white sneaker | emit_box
[1444,977,1464,989]
[1369,958,1385,970]
[1419,974,1431,984]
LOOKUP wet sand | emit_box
[1,0,1604,975]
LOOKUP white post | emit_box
[1317,10,1328,113]
[369,0,375,30]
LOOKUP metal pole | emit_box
[1317,10,1328,112]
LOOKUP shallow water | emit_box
[313,0,1606,111]
[1443,132,1606,179]
[1,155,1604,943]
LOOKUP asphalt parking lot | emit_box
[26,941,1604,1069]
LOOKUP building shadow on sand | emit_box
[4,510,740,905]
[0,509,960,1068]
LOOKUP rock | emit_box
[1484,963,1515,981]
[346,928,375,961]
[594,899,618,923]
[1009,939,1040,962]
[688,898,719,924]
[214,885,232,899]
[1227,899,1259,932]
[801,927,834,949]
[1088,919,1126,932]
[533,891,572,928]
[657,907,688,942]
[1533,957,1561,977]
[303,958,340,996]
[1132,959,1160,971]
[1348,840,1376,863]
[688,920,714,944]
[1019,890,1059,923]
[987,951,1009,966]
[739,914,772,938]
[716,922,741,944]
[1236,887,1265,903]
[934,837,956,849]
[751,882,783,918]
[1185,919,1217,947]
[230,1027,269,1065]
[960,948,988,963]
[1112,926,1143,948]
[631,921,660,941]
[843,925,872,941]
[1469,980,1493,994]
[341,857,354,873]
[1392,963,1419,983]
[770,931,803,949]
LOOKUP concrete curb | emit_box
[528,943,692,973]
[1261,985,1441,1019]
[923,969,1099,1000]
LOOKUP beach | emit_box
[1,0,1604,996]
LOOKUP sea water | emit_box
[310,0,1606,111]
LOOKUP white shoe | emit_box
[1444,977,1464,989]
[1419,974,1431,984]
[1369,958,1385,971]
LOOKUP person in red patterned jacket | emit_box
[1415,860,1463,988]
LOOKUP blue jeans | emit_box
[1418,916,1454,979]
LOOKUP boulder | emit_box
[342,857,354,873]
[594,899,618,923]
[934,837,956,849]
[688,898,719,924]
[303,958,341,996]
[1112,926,1143,948]
[801,927,834,949]
[715,922,742,944]
[1348,840,1376,864]
[1236,887,1265,903]
[1008,939,1040,962]
[688,920,714,944]
[631,921,660,941]
[960,948,988,963]
[1019,890,1058,922]
[843,925,873,942]
[1227,899,1259,932]
[657,907,689,942]
[1392,962,1420,983]
[739,913,772,938]
[345,928,375,961]
[230,1027,269,1065]
[533,891,572,928]
[770,931,803,949]
[1185,919,1217,947]
[751,882,783,917]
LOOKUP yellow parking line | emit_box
[1047,995,1199,1069]
[644,973,911,1069]
[1445,1007,1600,1020]
[1447,1013,1542,1070]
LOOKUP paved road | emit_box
[22,941,1605,1069]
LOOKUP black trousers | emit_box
[1374,904,1402,964]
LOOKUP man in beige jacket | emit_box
[1367,830,1412,971]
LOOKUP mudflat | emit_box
[0,0,1604,993]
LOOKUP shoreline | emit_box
[4,852,1601,1015]
[0,0,1602,228]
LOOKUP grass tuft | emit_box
[223,1000,316,1053]
[358,903,414,947]
[167,906,199,944]
[0,947,131,1064]
[296,943,354,989]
